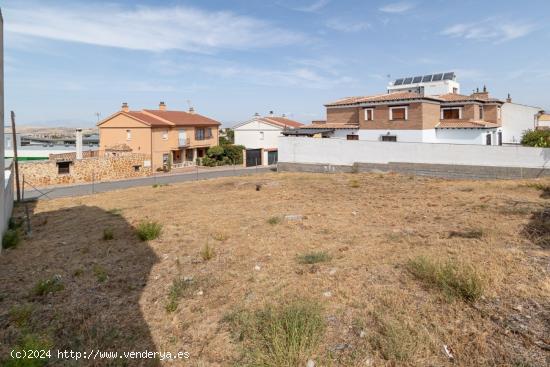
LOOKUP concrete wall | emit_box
[234,120,283,149]
[278,136,550,169]
[358,128,497,145]
[19,154,152,187]
[501,102,541,144]
[4,164,13,233]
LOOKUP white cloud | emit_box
[442,19,536,43]
[4,2,304,53]
[379,2,416,13]
[292,0,330,12]
[326,18,371,33]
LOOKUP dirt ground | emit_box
[0,172,549,366]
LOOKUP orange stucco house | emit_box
[98,102,220,170]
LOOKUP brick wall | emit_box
[19,153,152,187]
[358,102,427,130]
[326,107,359,125]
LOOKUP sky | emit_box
[2,0,550,127]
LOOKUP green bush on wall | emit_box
[521,129,550,147]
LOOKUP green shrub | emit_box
[32,276,64,297]
[200,156,218,167]
[136,220,162,241]
[407,256,484,302]
[102,228,114,241]
[297,251,332,264]
[3,228,21,249]
[207,145,225,159]
[9,304,34,328]
[224,299,325,367]
[521,129,550,147]
[223,144,245,164]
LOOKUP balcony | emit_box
[178,138,190,147]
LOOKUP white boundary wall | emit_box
[278,136,550,169]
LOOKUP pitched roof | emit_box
[143,110,220,126]
[124,111,173,127]
[436,120,500,129]
[325,91,440,107]
[260,117,303,128]
[436,93,503,104]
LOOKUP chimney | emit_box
[121,102,129,112]
[471,86,490,100]
[282,113,286,118]
[75,129,83,160]
[188,106,195,114]
[506,93,512,103]
[159,101,166,111]
[269,110,274,117]
[254,112,260,117]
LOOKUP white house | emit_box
[234,112,303,166]
[501,96,543,144]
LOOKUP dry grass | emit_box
[0,172,549,366]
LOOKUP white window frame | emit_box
[440,107,462,120]
[389,106,408,121]
[364,108,374,121]
[497,106,501,119]
[162,129,168,140]
[126,129,132,140]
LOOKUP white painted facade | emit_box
[234,118,287,149]
[501,102,542,144]
[357,128,500,145]
[0,8,7,243]
[279,136,550,169]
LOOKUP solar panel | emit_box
[422,75,433,82]
[394,78,404,86]
[443,72,455,80]
[432,73,443,81]
[412,76,422,83]
[404,77,413,84]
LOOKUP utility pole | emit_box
[10,111,21,201]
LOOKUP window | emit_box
[347,134,359,140]
[479,106,484,119]
[126,129,131,140]
[390,106,407,120]
[441,107,461,120]
[56,161,71,174]
[498,131,502,146]
[381,135,397,142]
[133,165,141,172]
[162,130,168,140]
[195,128,205,140]
[497,106,502,119]
[207,128,213,139]
[260,131,264,140]
[486,134,492,145]
[453,87,458,94]
[364,108,374,121]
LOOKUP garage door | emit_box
[246,149,262,167]
[267,150,278,165]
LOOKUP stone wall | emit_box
[49,150,99,160]
[19,153,151,187]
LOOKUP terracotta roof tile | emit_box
[143,110,220,126]
[325,91,439,107]
[260,117,303,128]
[436,120,499,129]
[125,112,172,127]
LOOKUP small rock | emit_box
[330,343,351,352]
[254,265,261,271]
[351,211,357,216]
[196,290,204,296]
[323,291,332,298]
[359,330,366,338]
[306,359,315,367]
[329,268,337,276]
[184,276,194,282]
[513,305,523,312]
[285,214,303,221]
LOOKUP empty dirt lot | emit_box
[0,172,549,366]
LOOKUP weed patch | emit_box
[201,243,215,261]
[522,208,550,248]
[224,299,325,367]
[2,228,21,249]
[525,182,550,198]
[93,265,108,283]
[32,276,64,297]
[102,228,114,241]
[349,179,360,188]
[211,232,229,242]
[9,304,34,328]
[136,220,162,241]
[407,256,484,302]
[448,228,484,239]
[369,312,423,362]
[267,216,281,225]
[3,333,52,367]
[166,277,197,312]
[297,251,332,264]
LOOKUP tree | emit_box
[521,129,550,147]
[225,128,234,144]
